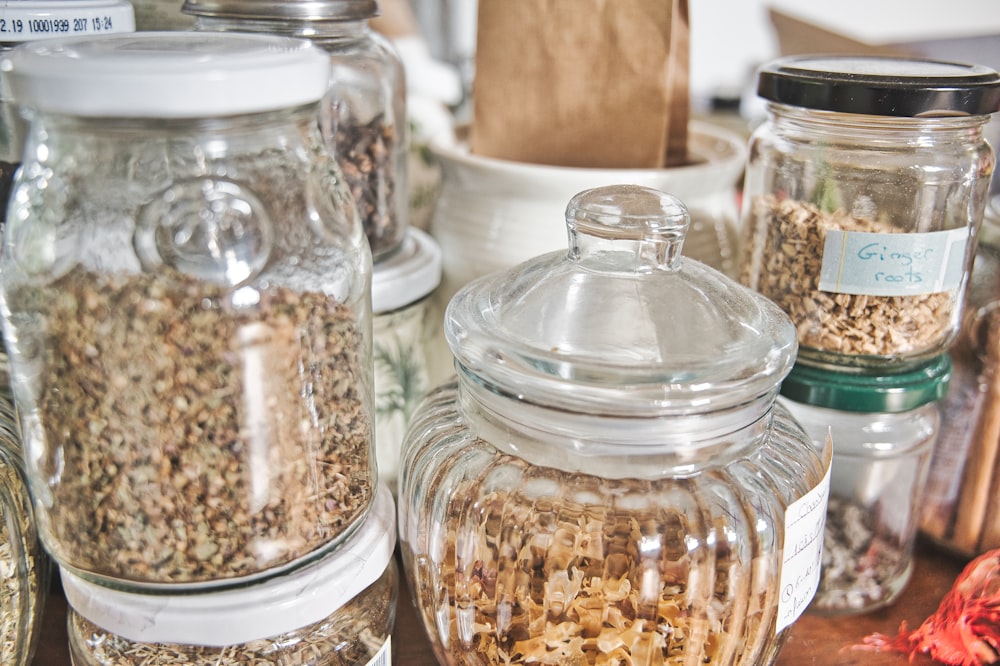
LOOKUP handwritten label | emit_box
[776,450,832,633]
[819,228,970,296]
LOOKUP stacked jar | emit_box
[0,31,395,662]
[398,185,832,664]
[739,55,1000,614]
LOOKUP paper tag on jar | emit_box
[776,440,832,633]
[818,227,970,296]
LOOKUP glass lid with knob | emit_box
[445,184,799,419]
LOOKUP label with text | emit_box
[776,451,832,633]
[819,227,970,296]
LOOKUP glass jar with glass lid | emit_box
[183,0,409,262]
[398,185,832,665]
[0,31,374,590]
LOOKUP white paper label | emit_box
[818,227,970,296]
[364,636,391,666]
[776,453,832,633]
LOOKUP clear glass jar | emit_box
[398,185,832,665]
[372,227,446,495]
[0,408,48,666]
[65,484,397,666]
[183,0,409,262]
[0,32,374,590]
[129,0,194,30]
[0,1,136,224]
[779,357,948,615]
[739,55,1000,372]
[921,196,1000,557]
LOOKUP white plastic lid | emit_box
[61,484,396,646]
[372,228,442,314]
[0,31,331,117]
[0,1,135,43]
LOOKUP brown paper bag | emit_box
[470,0,689,168]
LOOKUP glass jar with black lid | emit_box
[739,55,1000,372]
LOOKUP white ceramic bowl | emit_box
[428,120,748,302]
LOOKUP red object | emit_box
[851,549,1000,665]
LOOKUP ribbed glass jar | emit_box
[398,185,832,665]
[0,31,374,590]
[739,55,1000,372]
[183,0,409,262]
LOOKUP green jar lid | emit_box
[779,355,952,413]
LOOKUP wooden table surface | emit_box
[33,540,970,665]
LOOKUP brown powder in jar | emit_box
[740,194,954,357]
[10,267,373,585]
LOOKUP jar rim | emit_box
[182,0,378,21]
[757,55,1000,118]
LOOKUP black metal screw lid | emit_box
[757,55,1000,117]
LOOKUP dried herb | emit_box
[336,114,401,259]
[741,195,954,357]
[67,563,396,665]
[812,495,908,614]
[407,452,775,665]
[10,267,373,585]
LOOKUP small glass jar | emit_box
[779,357,949,615]
[0,32,374,589]
[739,55,1000,372]
[0,410,48,666]
[0,0,136,224]
[398,185,832,665]
[183,0,409,262]
[921,196,1000,557]
[65,484,397,666]
[372,227,446,495]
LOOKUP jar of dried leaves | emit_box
[398,185,832,665]
[779,358,949,615]
[0,401,49,666]
[183,0,410,262]
[739,55,1000,371]
[0,32,375,590]
[64,484,397,666]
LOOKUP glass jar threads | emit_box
[64,484,397,666]
[779,357,949,615]
[0,0,136,224]
[183,0,410,262]
[398,185,832,665]
[739,55,1000,371]
[0,32,374,589]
